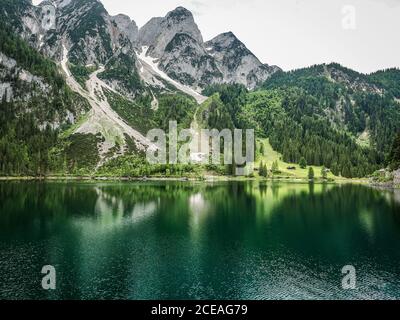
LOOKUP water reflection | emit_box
[0,181,399,300]
[92,187,158,228]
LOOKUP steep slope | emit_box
[52,0,155,159]
[1,0,144,94]
[0,0,156,173]
[138,6,279,90]
[111,14,138,47]
[260,63,400,167]
[0,22,90,175]
[369,68,400,99]
[52,0,144,98]
[158,33,222,90]
[205,32,280,89]
[54,0,114,64]
[137,46,207,104]
[137,7,217,91]
[139,6,203,59]
[60,46,153,159]
[0,0,43,47]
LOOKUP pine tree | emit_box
[263,164,268,177]
[272,161,279,174]
[308,167,315,180]
[299,157,307,169]
[342,161,352,178]
[389,132,400,170]
[259,161,265,177]
[259,142,265,156]
[259,161,268,177]
[321,166,328,180]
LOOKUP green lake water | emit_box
[0,181,399,300]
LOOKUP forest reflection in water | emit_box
[0,181,399,300]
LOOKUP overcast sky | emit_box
[34,0,400,73]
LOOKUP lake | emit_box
[0,181,399,300]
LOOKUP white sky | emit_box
[33,0,400,73]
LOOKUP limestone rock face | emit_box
[111,14,139,47]
[2,0,138,65]
[139,7,203,59]
[158,33,223,90]
[139,8,279,89]
[51,0,138,65]
[205,32,280,89]
[3,1,280,92]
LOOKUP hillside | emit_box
[0,21,89,175]
[0,0,399,178]
[259,64,400,173]
[256,139,338,180]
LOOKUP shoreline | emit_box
[0,175,370,185]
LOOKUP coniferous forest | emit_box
[0,1,400,179]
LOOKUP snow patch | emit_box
[137,46,207,104]
[53,0,72,9]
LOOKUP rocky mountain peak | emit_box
[138,6,203,58]
[166,6,193,20]
[2,1,280,92]
[111,14,138,46]
[206,32,253,61]
[51,0,73,9]
[205,32,279,89]
[158,32,222,89]
[211,31,240,41]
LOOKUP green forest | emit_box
[0,22,89,176]
[0,15,399,179]
[202,68,400,178]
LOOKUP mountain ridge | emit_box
[1,0,399,178]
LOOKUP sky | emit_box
[33,0,400,73]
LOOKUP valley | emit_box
[0,0,399,184]
[1,0,400,304]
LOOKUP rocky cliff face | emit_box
[158,33,222,90]
[205,32,280,89]
[2,1,280,94]
[111,14,138,47]
[50,0,139,65]
[138,7,279,90]
[0,0,46,48]
[139,7,203,59]
[1,0,139,65]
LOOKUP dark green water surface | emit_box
[0,181,399,300]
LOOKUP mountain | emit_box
[205,32,280,89]
[0,19,89,174]
[0,0,399,178]
[262,63,400,152]
[157,32,223,90]
[0,0,150,175]
[138,7,278,90]
[258,63,400,173]
[2,1,278,93]
[139,7,203,58]
[201,63,400,178]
